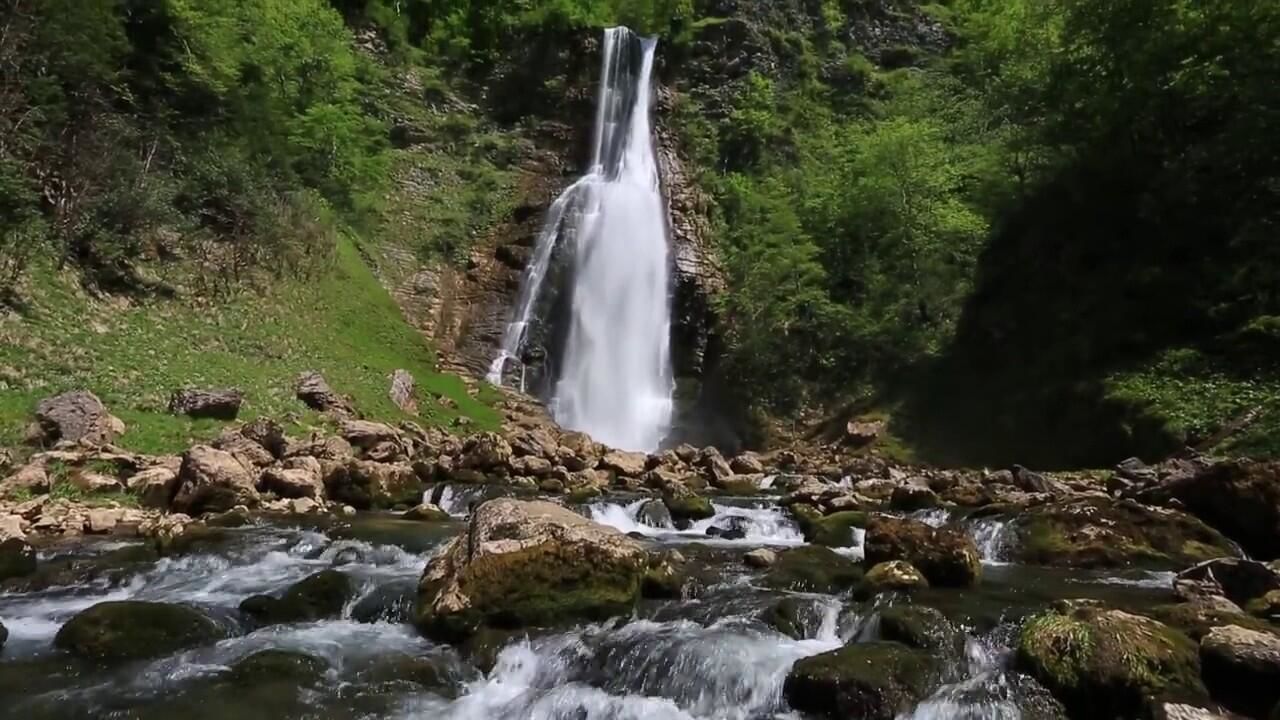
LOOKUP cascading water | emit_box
[487,27,674,453]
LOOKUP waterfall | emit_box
[487,27,674,452]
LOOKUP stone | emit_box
[126,467,178,508]
[415,499,648,641]
[635,499,673,529]
[167,388,243,420]
[863,561,929,595]
[1,463,50,498]
[259,456,324,500]
[1150,702,1235,720]
[70,472,122,494]
[0,620,6,650]
[288,497,320,515]
[661,491,715,527]
[32,390,124,446]
[54,601,222,662]
[1138,459,1280,560]
[0,537,37,580]
[864,516,982,587]
[1200,624,1280,718]
[171,445,260,515]
[1176,557,1280,607]
[389,369,417,414]
[844,420,884,448]
[878,606,960,652]
[325,460,422,510]
[1011,464,1071,496]
[240,570,354,626]
[295,371,352,414]
[239,417,288,458]
[459,431,512,470]
[558,432,601,470]
[697,447,734,485]
[0,515,25,540]
[212,430,275,469]
[286,435,353,462]
[743,548,777,568]
[641,549,690,599]
[510,455,553,477]
[797,510,868,548]
[600,451,647,478]
[1011,498,1236,570]
[764,546,863,593]
[729,452,765,474]
[889,483,940,511]
[1147,601,1276,641]
[228,649,328,686]
[402,503,450,522]
[783,641,937,719]
[1016,604,1205,717]
[339,420,401,450]
[85,508,124,534]
[1247,589,1280,620]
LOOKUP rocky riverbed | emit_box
[2,392,1279,718]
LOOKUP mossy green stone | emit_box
[764,546,863,593]
[800,511,869,547]
[228,650,327,685]
[54,601,223,662]
[878,606,960,652]
[783,641,938,719]
[662,494,714,523]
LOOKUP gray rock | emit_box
[295,371,353,414]
[1201,624,1280,718]
[167,388,243,420]
[33,390,124,446]
[389,369,417,414]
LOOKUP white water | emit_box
[970,518,1012,565]
[589,499,805,546]
[488,27,674,453]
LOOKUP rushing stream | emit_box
[0,496,1176,720]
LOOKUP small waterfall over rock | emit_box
[487,27,674,452]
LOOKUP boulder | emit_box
[54,601,222,662]
[764,546,863,593]
[635,499,674,529]
[388,369,417,414]
[1176,557,1280,607]
[798,510,868,548]
[729,453,764,474]
[171,445,260,515]
[697,447,734,485]
[285,435,353,462]
[1011,464,1071,496]
[459,431,512,470]
[600,451,647,478]
[1148,601,1277,641]
[558,432,601,470]
[878,605,960,652]
[415,499,649,641]
[1200,624,1280,718]
[864,516,982,587]
[240,570,354,626]
[889,483,940,511]
[211,430,275,469]
[1011,498,1236,570]
[1017,604,1205,717]
[167,388,243,420]
[295,371,353,414]
[510,455,553,477]
[1247,589,1280,620]
[325,460,422,510]
[0,463,50,498]
[743,548,777,568]
[862,561,929,595]
[239,417,288,458]
[844,420,884,447]
[1137,459,1280,559]
[125,467,178,508]
[339,420,401,450]
[661,490,715,527]
[32,390,124,446]
[228,649,328,686]
[402,504,450,522]
[783,641,938,719]
[0,537,36,580]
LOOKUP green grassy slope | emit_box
[0,236,499,455]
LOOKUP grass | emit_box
[0,234,499,455]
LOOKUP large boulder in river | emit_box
[32,390,124,446]
[796,509,868,548]
[54,601,223,662]
[171,445,260,515]
[783,641,938,719]
[862,561,929,596]
[1138,459,1280,560]
[764,546,863,593]
[0,537,36,581]
[1200,624,1280,718]
[415,499,649,641]
[1176,557,1280,608]
[863,516,981,587]
[1017,603,1205,717]
[240,570,355,626]
[324,460,422,509]
[1010,498,1237,570]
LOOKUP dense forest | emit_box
[1,0,1277,467]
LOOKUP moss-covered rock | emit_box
[54,601,223,662]
[641,550,690,599]
[783,641,939,719]
[878,606,960,652]
[764,546,863,593]
[416,499,648,641]
[325,460,423,510]
[861,561,929,597]
[661,492,715,527]
[227,650,328,686]
[1147,601,1278,641]
[240,570,354,626]
[1016,603,1206,717]
[762,597,806,639]
[0,537,36,581]
[1012,498,1237,570]
[798,511,869,548]
[1247,589,1280,621]
[863,516,981,587]
[401,503,451,522]
[1200,624,1280,718]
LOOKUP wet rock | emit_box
[402,503,450,522]
[864,516,981,587]
[354,651,465,696]
[600,450,647,478]
[636,499,673,529]
[764,546,863,593]
[1017,604,1205,717]
[1135,458,1280,559]
[1176,557,1280,607]
[743,548,776,568]
[55,601,223,662]
[642,549,690,599]
[240,570,354,626]
[460,431,512,470]
[171,445,260,515]
[889,482,940,511]
[32,390,124,446]
[295,371,353,414]
[762,597,807,639]
[783,641,938,719]
[126,467,179,508]
[1247,589,1280,620]
[0,619,6,650]
[1012,498,1236,570]
[798,510,868,548]
[416,499,649,641]
[661,490,715,527]
[729,453,764,474]
[862,561,929,595]
[0,537,36,580]
[168,388,243,420]
[325,460,422,510]
[351,579,416,624]
[878,606,960,652]
[1148,601,1277,641]
[227,649,328,686]
[1149,701,1236,720]
[1200,624,1280,718]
